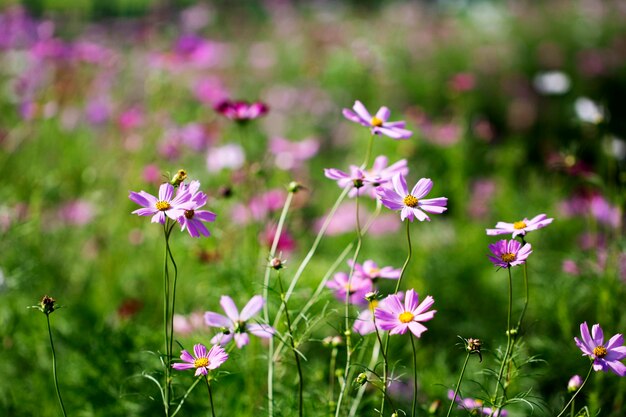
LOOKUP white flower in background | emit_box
[533,71,570,95]
[575,97,604,124]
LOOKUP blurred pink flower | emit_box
[326,272,373,306]
[193,76,229,106]
[269,137,319,171]
[562,259,580,276]
[261,223,296,253]
[142,164,163,184]
[448,72,475,93]
[173,312,205,336]
[468,179,496,220]
[57,199,95,226]
[232,189,286,225]
[118,107,144,131]
[206,143,245,172]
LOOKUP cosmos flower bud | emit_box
[567,375,582,393]
[288,181,304,193]
[268,256,285,270]
[354,372,368,386]
[364,291,378,303]
[466,337,483,362]
[170,169,188,186]
[40,295,57,315]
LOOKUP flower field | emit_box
[1,1,625,416]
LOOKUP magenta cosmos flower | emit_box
[343,100,412,139]
[374,289,436,337]
[376,174,448,222]
[447,390,507,416]
[204,295,275,348]
[486,214,553,238]
[215,99,268,122]
[172,343,228,376]
[348,259,401,280]
[488,239,532,268]
[574,322,626,376]
[353,292,403,336]
[177,180,217,237]
[129,182,191,224]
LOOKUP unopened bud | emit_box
[268,256,285,270]
[354,372,368,386]
[567,375,582,393]
[428,400,441,414]
[364,291,378,303]
[288,181,304,193]
[170,169,187,186]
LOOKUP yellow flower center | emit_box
[369,267,380,277]
[593,345,608,358]
[513,220,527,230]
[399,311,414,323]
[369,300,379,311]
[194,357,209,368]
[184,209,195,219]
[501,253,516,263]
[403,195,419,208]
[371,116,383,127]
[155,200,171,211]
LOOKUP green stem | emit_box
[335,191,365,417]
[171,377,202,417]
[381,220,412,414]
[348,339,384,417]
[205,376,217,417]
[445,353,471,417]
[515,262,529,333]
[165,222,178,405]
[273,187,349,330]
[490,267,514,417]
[277,271,304,417]
[360,134,375,169]
[163,221,172,416]
[329,346,338,408]
[264,191,294,417]
[410,335,418,417]
[555,365,593,417]
[46,314,68,417]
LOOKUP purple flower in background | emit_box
[486,214,553,238]
[172,343,228,376]
[488,239,532,268]
[215,99,268,122]
[324,165,375,197]
[129,183,191,224]
[326,272,373,306]
[574,322,626,376]
[447,390,507,416]
[270,137,319,171]
[374,289,436,338]
[376,174,447,222]
[177,180,217,238]
[204,295,275,348]
[348,259,401,280]
[343,100,412,139]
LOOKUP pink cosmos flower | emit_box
[488,239,532,268]
[574,322,626,376]
[447,390,507,416]
[343,100,412,139]
[215,99,268,122]
[204,295,275,348]
[348,259,401,280]
[486,214,553,238]
[177,181,217,238]
[172,343,228,376]
[376,174,448,222]
[374,289,436,338]
[325,157,408,199]
[129,182,191,224]
[326,272,373,306]
[324,165,374,197]
[353,292,403,336]
[269,137,319,171]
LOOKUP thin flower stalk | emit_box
[276,270,304,417]
[170,377,202,417]
[445,352,471,417]
[381,220,412,415]
[555,365,593,417]
[410,335,418,417]
[162,219,179,415]
[46,313,68,417]
[490,267,514,417]
[272,186,349,331]
[348,341,384,417]
[264,189,295,417]
[335,190,365,417]
[204,376,217,417]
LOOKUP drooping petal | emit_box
[220,296,240,322]
[240,295,264,321]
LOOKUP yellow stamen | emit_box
[501,253,516,263]
[403,195,419,208]
[194,357,209,368]
[371,116,383,127]
[513,221,527,230]
[399,311,414,323]
[155,200,171,211]
[593,345,608,358]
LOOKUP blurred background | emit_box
[0,0,625,416]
